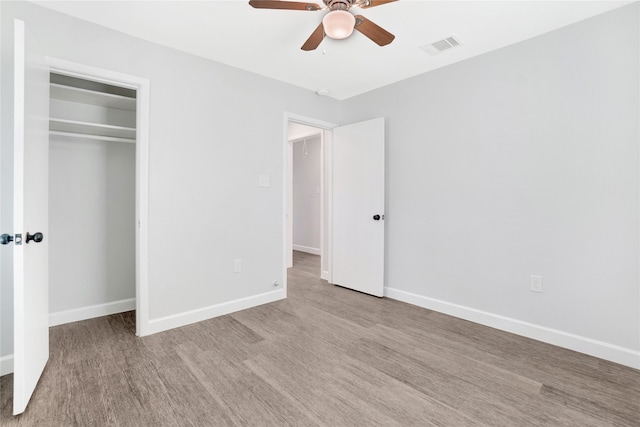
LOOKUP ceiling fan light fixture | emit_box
[322,10,355,39]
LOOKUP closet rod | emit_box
[50,131,135,144]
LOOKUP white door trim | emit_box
[283,112,337,291]
[287,140,293,269]
[322,129,333,282]
[46,57,151,337]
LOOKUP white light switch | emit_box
[234,259,242,273]
[258,174,270,187]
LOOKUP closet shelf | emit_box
[50,118,136,143]
[50,83,136,111]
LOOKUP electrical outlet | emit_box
[234,259,242,273]
[530,275,543,293]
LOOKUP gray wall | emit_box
[292,136,321,253]
[341,4,639,352]
[0,0,340,358]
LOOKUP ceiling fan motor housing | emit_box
[324,0,354,11]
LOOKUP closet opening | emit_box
[48,71,139,331]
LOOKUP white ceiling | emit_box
[31,0,633,100]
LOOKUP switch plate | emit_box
[530,275,543,293]
[258,174,270,187]
[234,259,242,273]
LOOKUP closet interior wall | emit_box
[48,73,136,323]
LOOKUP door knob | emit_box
[1,233,22,245]
[373,214,383,221]
[26,232,44,244]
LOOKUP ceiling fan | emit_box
[249,0,397,51]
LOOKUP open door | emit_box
[12,19,50,415]
[331,118,385,297]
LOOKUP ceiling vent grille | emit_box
[420,36,462,56]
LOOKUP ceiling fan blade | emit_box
[354,15,395,46]
[301,22,325,51]
[356,0,397,9]
[249,1,322,11]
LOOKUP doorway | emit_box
[285,115,335,280]
[288,123,322,277]
[284,113,386,298]
[47,58,150,336]
[48,72,136,327]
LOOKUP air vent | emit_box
[420,36,462,56]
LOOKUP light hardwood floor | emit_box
[1,251,639,426]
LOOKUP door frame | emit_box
[47,57,151,336]
[283,112,337,291]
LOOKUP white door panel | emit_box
[12,19,50,416]
[332,118,385,297]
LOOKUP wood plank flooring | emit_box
[1,250,639,426]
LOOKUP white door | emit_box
[331,118,385,297]
[12,19,50,416]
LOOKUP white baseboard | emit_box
[0,354,14,376]
[3,292,284,375]
[292,245,321,256]
[49,298,136,327]
[321,270,329,281]
[385,287,640,370]
[146,288,286,335]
